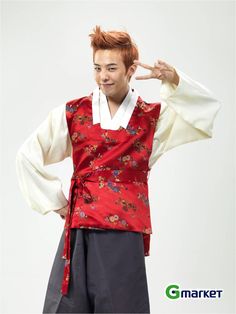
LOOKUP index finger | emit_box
[133,60,153,71]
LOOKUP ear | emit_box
[129,64,137,75]
[127,64,137,80]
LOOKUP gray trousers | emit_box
[42,228,150,314]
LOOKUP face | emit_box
[93,49,136,101]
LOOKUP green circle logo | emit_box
[166,284,180,299]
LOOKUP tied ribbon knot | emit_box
[61,172,93,295]
[75,174,94,204]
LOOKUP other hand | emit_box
[54,203,69,220]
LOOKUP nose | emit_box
[99,69,109,82]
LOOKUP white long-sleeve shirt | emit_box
[15,68,222,215]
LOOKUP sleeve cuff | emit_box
[159,67,222,137]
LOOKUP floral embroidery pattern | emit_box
[115,197,137,212]
[117,154,139,168]
[143,227,152,234]
[133,139,151,154]
[78,209,87,219]
[137,193,149,207]
[137,100,155,113]
[89,155,104,170]
[107,181,122,193]
[149,117,157,127]
[84,144,98,155]
[98,176,105,188]
[101,131,117,143]
[73,114,92,125]
[105,214,129,227]
[71,131,86,143]
[66,104,77,113]
[125,125,143,136]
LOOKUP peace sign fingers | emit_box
[135,73,155,80]
[133,59,179,84]
[134,59,161,80]
[133,60,155,71]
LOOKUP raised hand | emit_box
[133,59,179,85]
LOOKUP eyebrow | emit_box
[94,63,118,66]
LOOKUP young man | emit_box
[16,25,221,313]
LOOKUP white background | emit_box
[1,1,235,313]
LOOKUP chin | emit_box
[100,88,114,97]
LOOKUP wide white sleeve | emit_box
[15,104,72,215]
[149,68,222,168]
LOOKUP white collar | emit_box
[92,85,139,130]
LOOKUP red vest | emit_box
[61,91,161,295]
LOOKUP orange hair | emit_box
[89,25,139,72]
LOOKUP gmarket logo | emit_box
[166,284,223,299]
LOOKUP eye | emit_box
[108,67,117,71]
[94,67,101,72]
